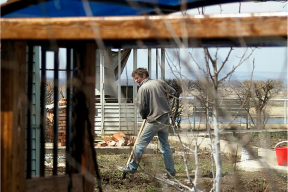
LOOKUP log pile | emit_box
[96,131,136,147]
[45,99,67,146]
[46,98,136,148]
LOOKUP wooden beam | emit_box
[26,173,84,192]
[1,12,287,41]
[1,41,26,192]
[72,42,97,191]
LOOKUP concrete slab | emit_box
[258,148,278,165]
[169,135,288,174]
[45,143,157,155]
[170,135,242,155]
[238,147,288,173]
[236,159,288,174]
[95,146,155,155]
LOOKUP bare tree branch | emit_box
[218,47,233,73]
[219,48,256,82]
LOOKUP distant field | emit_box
[183,99,287,117]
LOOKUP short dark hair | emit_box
[131,68,149,78]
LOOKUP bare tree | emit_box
[45,81,54,104]
[165,78,183,130]
[235,79,283,129]
[165,49,206,190]
[44,80,66,105]
[185,46,255,191]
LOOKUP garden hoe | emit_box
[122,119,147,179]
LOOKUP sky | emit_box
[183,1,288,76]
[122,1,288,80]
[1,0,287,81]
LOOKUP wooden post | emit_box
[72,42,96,192]
[1,40,27,192]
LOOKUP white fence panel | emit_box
[95,103,143,135]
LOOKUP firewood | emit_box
[117,137,126,147]
[127,137,136,146]
[119,131,126,138]
[96,141,108,147]
[104,137,113,141]
[112,133,123,142]
[108,140,117,146]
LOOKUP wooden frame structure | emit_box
[1,12,287,47]
[1,1,287,191]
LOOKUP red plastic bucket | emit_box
[274,141,288,166]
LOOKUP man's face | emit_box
[134,73,146,84]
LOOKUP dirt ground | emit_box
[95,132,287,192]
[46,131,287,191]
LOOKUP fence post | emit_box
[193,106,196,131]
[133,49,138,135]
[284,100,287,125]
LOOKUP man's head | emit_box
[131,68,149,84]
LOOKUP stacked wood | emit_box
[95,131,136,147]
[96,141,108,147]
[45,115,54,142]
[58,98,67,106]
[59,132,66,146]
[45,101,67,146]
[45,100,136,148]
[58,109,66,146]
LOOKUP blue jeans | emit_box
[128,114,176,175]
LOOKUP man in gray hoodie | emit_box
[118,68,176,178]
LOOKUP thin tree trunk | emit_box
[212,104,222,192]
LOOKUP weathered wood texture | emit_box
[72,43,97,192]
[1,13,287,40]
[1,41,27,192]
[82,43,98,192]
[26,173,84,192]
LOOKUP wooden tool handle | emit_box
[126,119,147,165]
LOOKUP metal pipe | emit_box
[66,48,72,174]
[118,49,122,103]
[118,49,122,131]
[133,49,138,134]
[53,49,59,176]
[66,48,73,192]
[40,68,69,71]
[156,48,158,79]
[161,48,165,80]
[26,44,33,179]
[284,100,287,125]
[40,46,46,177]
[148,48,151,75]
[100,50,105,136]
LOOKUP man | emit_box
[117,68,176,178]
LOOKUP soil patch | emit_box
[45,132,288,191]
[96,133,287,192]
